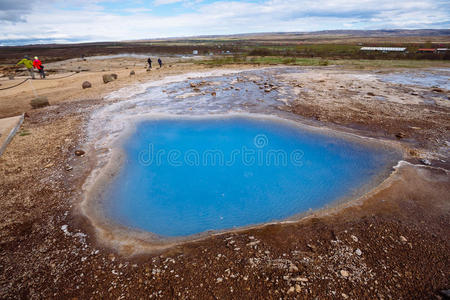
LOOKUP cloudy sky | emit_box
[0,0,449,45]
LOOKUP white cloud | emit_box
[0,0,448,45]
[153,0,184,5]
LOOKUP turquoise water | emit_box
[104,116,394,237]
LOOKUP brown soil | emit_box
[0,61,449,299]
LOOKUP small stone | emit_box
[130,70,135,76]
[211,92,217,96]
[44,162,54,168]
[287,286,295,294]
[342,293,349,299]
[30,96,49,109]
[340,270,349,277]
[110,73,118,80]
[264,88,271,93]
[355,248,362,256]
[307,244,317,251]
[289,264,299,272]
[65,165,73,171]
[82,81,92,89]
[293,277,308,282]
[419,159,431,166]
[439,290,450,298]
[411,91,419,95]
[295,284,301,292]
[350,235,358,242]
[431,88,443,93]
[8,75,14,80]
[216,277,223,283]
[399,236,408,242]
[74,150,85,156]
[190,82,197,88]
[367,92,375,96]
[395,132,406,139]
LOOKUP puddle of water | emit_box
[374,96,387,101]
[423,99,436,105]
[103,116,395,237]
[378,69,450,90]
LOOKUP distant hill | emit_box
[168,29,450,40]
[2,29,449,47]
[293,29,450,37]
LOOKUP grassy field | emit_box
[195,55,450,68]
[326,59,450,68]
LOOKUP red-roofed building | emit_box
[417,48,436,53]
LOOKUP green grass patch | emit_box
[327,59,450,68]
[18,129,31,136]
[194,55,449,69]
[195,56,329,66]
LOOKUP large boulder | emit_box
[30,96,50,109]
[102,74,115,84]
[82,81,92,89]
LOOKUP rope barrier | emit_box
[45,72,78,80]
[0,78,29,90]
[0,72,77,91]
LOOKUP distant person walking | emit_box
[16,55,35,79]
[147,58,152,69]
[158,58,162,68]
[33,56,45,79]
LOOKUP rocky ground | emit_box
[278,69,450,163]
[0,59,449,299]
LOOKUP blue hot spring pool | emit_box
[103,116,396,237]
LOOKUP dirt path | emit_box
[0,56,209,118]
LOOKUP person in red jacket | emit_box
[33,56,45,79]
